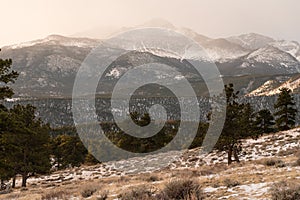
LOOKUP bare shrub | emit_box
[146,175,160,182]
[119,186,156,200]
[81,184,99,198]
[295,158,300,166]
[270,181,300,200]
[41,189,69,200]
[223,178,240,188]
[95,190,109,200]
[295,150,300,158]
[262,158,285,167]
[159,179,205,200]
[294,150,300,166]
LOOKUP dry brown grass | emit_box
[41,189,70,200]
[1,153,300,200]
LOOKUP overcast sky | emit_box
[1,0,299,47]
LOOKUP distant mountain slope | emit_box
[248,74,300,96]
[216,46,300,76]
[1,19,300,98]
[202,38,249,61]
[1,38,97,97]
[271,40,300,61]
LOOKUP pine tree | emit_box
[0,49,19,184]
[0,50,51,188]
[216,84,255,165]
[254,109,275,135]
[0,108,15,182]
[4,104,51,187]
[274,88,297,131]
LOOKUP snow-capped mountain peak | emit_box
[4,35,100,49]
[246,45,298,64]
[227,33,275,50]
[270,40,300,61]
[1,20,300,98]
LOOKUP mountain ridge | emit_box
[1,19,300,98]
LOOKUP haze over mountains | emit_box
[1,19,300,98]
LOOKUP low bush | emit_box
[263,158,285,167]
[119,186,156,200]
[41,190,69,200]
[270,181,300,200]
[146,175,160,182]
[159,179,205,200]
[223,178,240,188]
[294,150,300,166]
[295,158,300,166]
[81,184,98,198]
[275,160,286,168]
[95,190,109,200]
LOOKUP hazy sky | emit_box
[1,0,299,47]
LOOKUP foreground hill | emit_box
[1,128,300,199]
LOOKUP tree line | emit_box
[92,84,297,165]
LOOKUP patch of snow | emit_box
[271,40,300,61]
[4,98,20,102]
[5,35,99,49]
[106,68,121,78]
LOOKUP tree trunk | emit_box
[285,105,288,130]
[21,174,27,187]
[227,146,233,165]
[233,147,240,163]
[12,176,16,188]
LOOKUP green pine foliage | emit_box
[84,153,101,166]
[0,50,19,184]
[2,104,51,187]
[0,49,19,100]
[50,134,88,169]
[0,108,15,182]
[274,88,297,131]
[254,109,275,135]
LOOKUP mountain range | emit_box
[1,19,300,98]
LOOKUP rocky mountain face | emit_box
[1,20,300,98]
[226,33,275,50]
[0,35,100,97]
[1,20,300,128]
[248,74,300,96]
[1,19,300,98]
